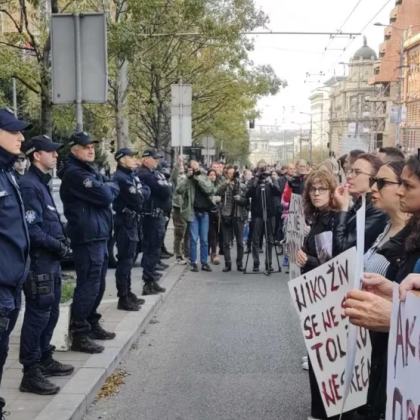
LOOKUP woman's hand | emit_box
[344,289,392,332]
[296,249,308,268]
[334,185,350,211]
[400,274,420,301]
[361,273,394,302]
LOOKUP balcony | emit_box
[390,5,399,21]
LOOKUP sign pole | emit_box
[179,77,183,156]
[12,78,17,116]
[74,13,83,132]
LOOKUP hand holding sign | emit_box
[345,289,392,332]
[361,273,393,301]
[399,273,420,301]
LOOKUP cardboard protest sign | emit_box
[288,248,371,417]
[386,284,420,420]
[287,193,305,280]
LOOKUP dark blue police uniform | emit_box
[18,135,74,395]
[59,132,120,353]
[0,108,32,409]
[112,148,150,308]
[136,150,172,294]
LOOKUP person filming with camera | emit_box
[216,166,249,272]
[246,163,282,273]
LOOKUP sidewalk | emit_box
[2,228,186,420]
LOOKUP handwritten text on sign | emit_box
[287,193,305,280]
[386,285,420,420]
[288,248,371,417]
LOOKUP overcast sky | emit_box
[249,0,395,128]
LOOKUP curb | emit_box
[33,263,186,420]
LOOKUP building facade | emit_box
[328,39,380,156]
[403,30,420,151]
[309,88,330,152]
[368,0,420,148]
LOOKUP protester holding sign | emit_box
[345,152,420,420]
[333,154,388,257]
[296,170,342,420]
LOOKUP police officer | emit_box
[137,149,172,295]
[12,152,27,181]
[113,148,151,311]
[0,108,32,415]
[18,135,74,395]
[59,132,120,354]
[158,160,174,260]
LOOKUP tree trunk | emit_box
[115,59,130,149]
[40,74,53,138]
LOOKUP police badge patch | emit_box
[129,186,137,194]
[26,210,36,224]
[83,178,93,188]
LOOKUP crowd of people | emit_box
[1,106,420,420]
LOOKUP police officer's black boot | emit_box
[161,246,174,258]
[39,355,74,377]
[128,292,145,306]
[152,281,166,293]
[223,263,232,273]
[118,296,141,311]
[156,261,169,271]
[89,324,116,341]
[0,396,8,420]
[72,334,104,354]
[20,364,60,395]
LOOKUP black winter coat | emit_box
[301,211,335,274]
[333,194,388,257]
[246,178,281,217]
[59,154,120,246]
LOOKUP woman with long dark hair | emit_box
[333,154,388,256]
[345,154,420,420]
[296,170,341,420]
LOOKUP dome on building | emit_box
[353,36,377,60]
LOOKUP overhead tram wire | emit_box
[323,0,365,55]
[326,0,393,74]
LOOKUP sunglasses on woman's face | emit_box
[369,177,400,190]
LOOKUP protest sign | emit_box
[287,193,305,280]
[342,195,366,414]
[288,248,371,417]
[386,284,420,420]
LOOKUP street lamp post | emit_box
[300,112,313,164]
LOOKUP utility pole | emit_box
[309,115,313,164]
[396,32,405,146]
[12,78,17,116]
[355,58,362,140]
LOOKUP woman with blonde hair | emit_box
[318,158,341,184]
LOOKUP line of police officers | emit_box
[0,109,173,411]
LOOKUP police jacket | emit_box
[246,177,281,218]
[58,154,120,245]
[136,165,172,214]
[19,165,65,271]
[332,194,388,257]
[0,146,30,299]
[113,165,150,215]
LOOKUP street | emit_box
[84,257,310,420]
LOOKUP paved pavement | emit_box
[83,254,310,420]
[2,228,187,420]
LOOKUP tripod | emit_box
[244,181,282,276]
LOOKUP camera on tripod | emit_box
[256,168,271,182]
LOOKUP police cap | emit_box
[68,132,99,147]
[114,147,138,161]
[0,108,32,132]
[142,149,163,159]
[24,135,63,156]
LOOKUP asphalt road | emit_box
[84,255,310,420]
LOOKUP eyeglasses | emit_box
[309,187,329,195]
[347,169,372,178]
[369,177,401,190]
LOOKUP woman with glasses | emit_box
[333,154,388,256]
[296,170,341,420]
[351,160,409,420]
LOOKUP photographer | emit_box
[246,165,281,272]
[176,161,215,272]
[217,166,249,272]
